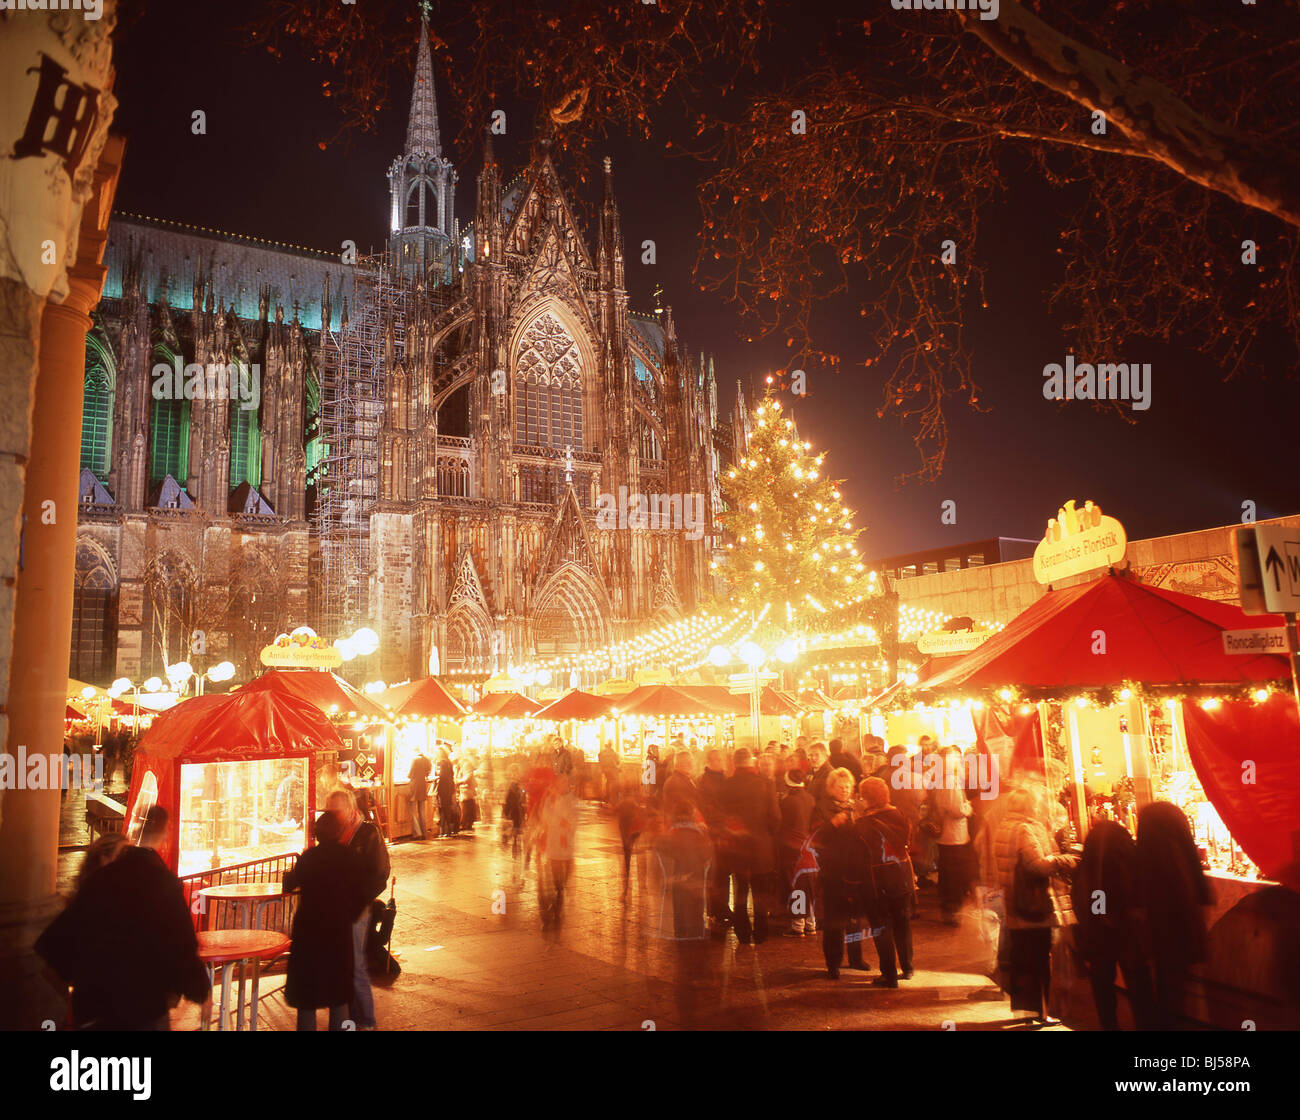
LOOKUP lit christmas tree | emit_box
[715,384,882,636]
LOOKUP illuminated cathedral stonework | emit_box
[71,17,746,686]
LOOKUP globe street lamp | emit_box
[720,639,800,748]
[110,676,139,732]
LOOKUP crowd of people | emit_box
[38,728,1216,1032]
[579,731,1218,1029]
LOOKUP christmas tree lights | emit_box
[715,385,882,634]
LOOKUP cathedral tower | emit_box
[387,10,457,280]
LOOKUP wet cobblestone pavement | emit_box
[59,798,1077,1031]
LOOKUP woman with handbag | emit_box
[994,786,1078,1025]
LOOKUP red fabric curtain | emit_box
[1181,696,1300,890]
[973,703,1044,788]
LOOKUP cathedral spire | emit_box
[598,155,624,290]
[405,7,442,158]
[388,4,458,280]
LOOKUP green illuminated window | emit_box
[149,345,189,487]
[81,335,116,479]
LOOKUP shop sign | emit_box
[1032,499,1127,585]
[1253,525,1300,614]
[260,633,342,668]
[918,628,994,655]
[1221,628,1288,656]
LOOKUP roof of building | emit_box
[101,213,357,333]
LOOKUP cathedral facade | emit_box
[71,18,744,687]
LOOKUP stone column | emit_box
[0,119,124,1028]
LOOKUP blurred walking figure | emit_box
[502,765,527,862]
[407,750,432,840]
[459,755,480,831]
[598,742,619,803]
[663,749,700,821]
[327,789,390,1031]
[1071,820,1153,1030]
[698,749,732,936]
[615,787,647,893]
[720,748,780,944]
[653,802,714,939]
[1135,801,1213,1030]
[994,786,1077,1025]
[539,775,579,928]
[36,807,210,1030]
[778,770,817,936]
[812,769,869,978]
[856,778,916,986]
[932,747,975,925]
[436,748,459,836]
[284,811,371,1030]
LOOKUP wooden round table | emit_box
[197,929,290,1032]
[198,880,286,930]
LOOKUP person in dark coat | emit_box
[778,770,817,935]
[327,789,390,1031]
[811,769,869,978]
[720,748,781,944]
[436,749,459,836]
[829,738,862,783]
[653,802,715,940]
[283,811,371,1030]
[36,807,210,1030]
[697,749,731,935]
[662,750,701,821]
[502,765,527,860]
[1135,801,1213,1030]
[807,742,832,803]
[407,751,432,840]
[1071,819,1153,1030]
[856,778,917,987]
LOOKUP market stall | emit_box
[908,571,1293,883]
[379,676,468,838]
[124,689,344,877]
[465,690,544,759]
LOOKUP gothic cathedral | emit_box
[72,16,748,688]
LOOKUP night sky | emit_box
[107,1,1296,560]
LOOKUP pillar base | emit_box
[0,893,68,1030]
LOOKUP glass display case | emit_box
[177,757,308,878]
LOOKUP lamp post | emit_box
[715,639,800,749]
[200,660,235,695]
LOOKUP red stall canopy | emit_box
[920,573,1290,696]
[533,690,615,722]
[472,691,542,719]
[381,677,468,720]
[125,690,345,872]
[243,668,386,720]
[618,684,733,717]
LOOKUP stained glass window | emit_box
[150,346,189,487]
[514,313,583,450]
[229,368,261,490]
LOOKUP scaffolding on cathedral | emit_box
[312,254,409,640]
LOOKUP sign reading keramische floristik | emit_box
[1032,499,1127,585]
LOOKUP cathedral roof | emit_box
[629,312,667,360]
[102,213,357,332]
